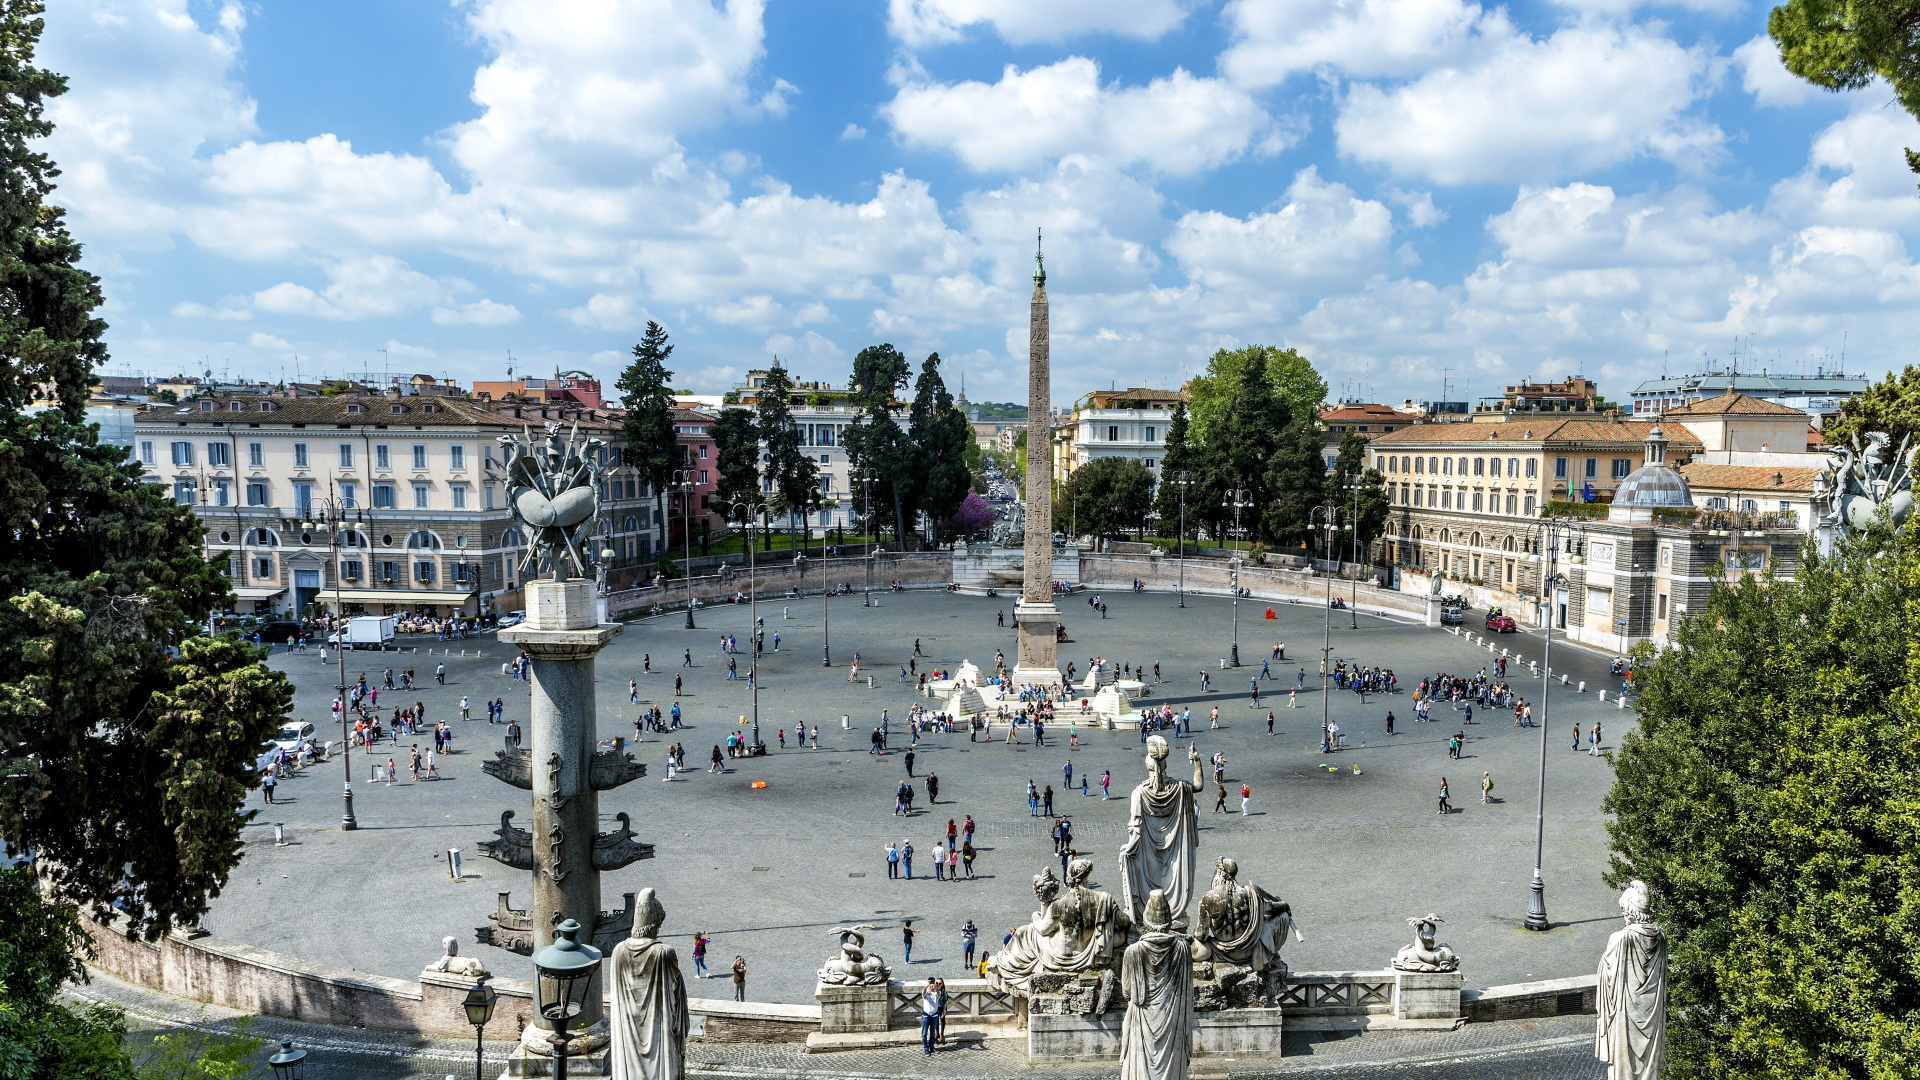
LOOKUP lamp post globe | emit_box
[532,918,603,1080]
[267,1038,307,1080]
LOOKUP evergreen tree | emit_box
[1185,345,1327,447]
[1058,457,1155,544]
[844,344,914,547]
[709,408,760,534]
[1151,400,1197,540]
[615,321,679,558]
[1327,432,1391,559]
[908,352,972,548]
[1823,364,1920,452]
[1262,414,1330,552]
[1605,524,1920,1078]
[755,362,819,549]
[0,1,289,937]
[1197,362,1291,543]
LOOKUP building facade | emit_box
[1629,371,1866,421]
[1319,402,1422,469]
[135,389,660,618]
[666,405,719,548]
[1053,388,1183,488]
[730,370,882,533]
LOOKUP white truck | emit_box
[333,615,396,650]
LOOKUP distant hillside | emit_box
[969,402,1028,419]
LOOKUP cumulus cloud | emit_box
[251,256,453,321]
[887,0,1195,47]
[1733,34,1824,108]
[1335,24,1721,184]
[1167,168,1395,292]
[884,58,1274,175]
[1221,0,1489,86]
[1770,107,1920,230]
[434,299,523,326]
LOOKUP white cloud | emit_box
[433,299,523,326]
[247,332,291,351]
[1167,168,1395,292]
[884,58,1274,175]
[560,293,647,331]
[1769,107,1920,230]
[1221,0,1489,86]
[1336,24,1722,184]
[172,298,252,320]
[1734,34,1824,107]
[251,256,451,321]
[1382,186,1448,227]
[759,78,799,118]
[704,295,831,330]
[886,0,1195,48]
[841,123,868,141]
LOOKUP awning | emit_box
[318,588,478,605]
[230,587,287,600]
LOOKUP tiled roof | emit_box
[1370,418,1702,449]
[135,393,621,430]
[1678,463,1823,493]
[1321,403,1421,423]
[1662,391,1808,417]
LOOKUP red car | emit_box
[1485,611,1517,633]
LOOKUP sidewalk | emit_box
[73,965,1598,1079]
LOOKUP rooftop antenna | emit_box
[1840,330,1847,375]
[507,349,515,382]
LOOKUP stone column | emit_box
[1013,237,1062,686]
[499,579,622,1070]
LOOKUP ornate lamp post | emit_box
[673,470,698,629]
[1310,504,1344,752]
[725,493,777,753]
[1520,518,1582,931]
[1346,478,1364,630]
[854,468,878,607]
[267,1039,306,1080]
[531,918,602,1080]
[462,981,498,1080]
[301,495,361,832]
[1223,487,1252,665]
[1174,471,1192,609]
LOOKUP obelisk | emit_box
[1012,229,1062,687]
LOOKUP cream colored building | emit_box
[135,389,660,617]
[1054,388,1183,488]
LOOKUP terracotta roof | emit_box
[135,393,621,430]
[1662,391,1808,417]
[1369,418,1703,449]
[1677,463,1822,493]
[1321,403,1421,423]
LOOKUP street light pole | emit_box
[1348,479,1362,630]
[1522,519,1576,932]
[675,471,697,630]
[821,548,832,665]
[1176,472,1189,609]
[726,495,775,753]
[309,494,359,832]
[1224,488,1251,665]
[1311,504,1339,752]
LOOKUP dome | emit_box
[1608,425,1692,522]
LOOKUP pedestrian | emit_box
[261,769,276,805]
[918,976,944,1054]
[1438,777,1451,815]
[630,679,639,704]
[902,921,917,964]
[675,674,683,697]
[692,932,710,978]
[1240,783,1250,816]
[905,749,916,777]
[1063,759,1073,789]
[1213,784,1226,813]
[711,745,724,773]
[902,840,914,879]
[683,649,692,667]
[961,920,978,967]
[932,842,946,880]
[927,773,939,803]
[1266,712,1275,736]
[1289,686,1297,709]
[460,695,470,721]
[731,956,747,1002]
[1572,723,1583,751]
[962,840,976,878]
[946,843,959,880]
[886,842,901,879]
[1589,722,1602,756]
[1027,781,1040,817]
[1043,784,1054,816]
[1481,771,1493,803]
[1101,770,1111,799]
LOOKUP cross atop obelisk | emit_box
[1012,228,1062,687]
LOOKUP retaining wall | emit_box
[1077,554,1427,625]
[605,552,954,620]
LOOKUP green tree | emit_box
[1327,432,1391,559]
[908,353,972,548]
[615,321,679,555]
[844,344,914,547]
[1058,457,1155,543]
[1823,364,1920,452]
[0,862,136,1079]
[1604,524,1920,1079]
[1262,414,1330,552]
[754,362,819,550]
[1151,400,1197,540]
[1195,357,1292,543]
[1184,346,1327,448]
[1770,0,1920,188]
[709,408,760,534]
[0,1,289,937]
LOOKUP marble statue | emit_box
[1817,430,1917,533]
[986,867,1066,995]
[609,888,688,1080]
[1192,857,1298,972]
[1119,890,1193,1080]
[493,420,609,580]
[1390,914,1458,973]
[1595,880,1666,1080]
[1050,858,1132,972]
[425,936,489,978]
[1120,735,1206,930]
[818,925,891,986]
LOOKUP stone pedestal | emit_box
[1193,1008,1286,1056]
[1393,970,1464,1020]
[1011,600,1061,686]
[1028,1010,1123,1063]
[815,982,893,1034]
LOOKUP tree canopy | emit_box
[908,352,973,547]
[754,362,819,544]
[1823,364,1920,452]
[1605,522,1920,1078]
[709,408,760,524]
[1184,346,1326,448]
[1769,0,1920,186]
[844,343,913,545]
[1059,457,1156,543]
[615,321,679,547]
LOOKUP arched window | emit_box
[1470,532,1481,548]
[1503,535,1515,552]
[245,528,278,547]
[499,528,522,548]
[406,530,443,550]
[1439,529,1451,545]
[624,516,640,532]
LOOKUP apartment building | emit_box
[731,370,876,532]
[135,388,660,618]
[1319,402,1422,469]
[1053,388,1183,488]
[1629,370,1866,421]
[667,405,719,548]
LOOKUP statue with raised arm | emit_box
[609,888,688,1080]
[1120,735,1205,930]
[1595,880,1666,1080]
[1193,857,1298,972]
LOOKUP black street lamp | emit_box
[1520,518,1582,932]
[1310,504,1346,752]
[531,918,602,1080]
[724,494,777,753]
[1223,488,1252,665]
[673,470,698,630]
[303,496,361,832]
[1173,471,1192,608]
[463,981,498,1080]
[267,1038,306,1080]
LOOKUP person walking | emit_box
[961,920,978,967]
[731,956,747,1002]
[1027,781,1040,817]
[459,695,470,721]
[1213,784,1227,814]
[1266,712,1275,736]
[1437,777,1451,815]
[261,769,276,805]
[905,749,916,777]
[1588,722,1603,756]
[1063,759,1073,790]
[1481,771,1493,803]
[902,840,915,879]
[932,842,946,880]
[902,921,917,964]
[692,932,710,978]
[1100,770,1111,800]
[961,840,976,878]
[435,662,445,685]
[1042,784,1054,816]
[918,977,945,1055]
[886,842,901,879]
[1572,723,1583,751]
[927,773,940,803]
[629,679,639,704]
[1240,783,1251,816]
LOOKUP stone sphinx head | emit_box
[634,887,665,939]
[1619,880,1651,925]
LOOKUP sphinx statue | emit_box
[1192,857,1297,972]
[818,925,890,986]
[1390,913,1458,973]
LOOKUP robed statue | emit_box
[986,867,1067,995]
[1120,735,1205,929]
[1192,857,1297,972]
[610,888,688,1080]
[1119,889,1192,1080]
[1595,880,1666,1080]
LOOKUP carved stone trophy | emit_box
[474,421,653,1073]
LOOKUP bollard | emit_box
[1560,674,1568,685]
[1597,689,1605,701]
[273,823,286,847]
[867,676,875,689]
[1618,694,1627,710]
[841,714,851,730]
[448,848,464,881]
[1530,661,1538,673]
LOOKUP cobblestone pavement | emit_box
[212,590,1632,1004]
[76,967,1604,1080]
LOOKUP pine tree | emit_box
[0,1,290,938]
[709,409,761,534]
[1151,400,1196,539]
[844,344,913,547]
[615,322,679,559]
[1262,414,1329,552]
[907,353,972,548]
[1327,432,1391,559]
[756,362,819,549]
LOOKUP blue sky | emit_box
[40,0,1920,407]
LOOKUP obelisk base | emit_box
[1012,600,1061,688]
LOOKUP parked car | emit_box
[1440,605,1464,625]
[496,611,527,628]
[272,721,316,753]
[1485,610,1517,633]
[253,621,302,643]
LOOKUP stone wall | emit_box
[1077,554,1428,623]
[1461,975,1598,1022]
[691,997,820,1043]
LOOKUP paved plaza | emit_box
[210,589,1634,1007]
